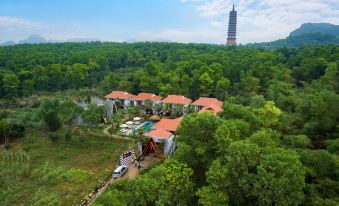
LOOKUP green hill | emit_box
[248,23,339,49]
[290,23,339,37]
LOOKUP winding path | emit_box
[86,156,160,206]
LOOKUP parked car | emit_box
[112,165,128,179]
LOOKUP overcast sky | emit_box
[0,0,338,44]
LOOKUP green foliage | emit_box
[48,132,59,143]
[95,159,193,206]
[201,141,305,206]
[326,138,339,155]
[64,129,72,141]
[39,99,62,131]
[82,104,104,125]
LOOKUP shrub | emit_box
[48,132,59,143]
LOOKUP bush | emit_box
[327,138,339,155]
[64,130,72,141]
[48,132,59,143]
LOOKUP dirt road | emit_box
[86,156,160,206]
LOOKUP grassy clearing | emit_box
[0,128,130,206]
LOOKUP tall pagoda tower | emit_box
[227,5,237,45]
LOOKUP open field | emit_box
[0,128,130,206]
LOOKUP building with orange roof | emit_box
[192,97,223,112]
[198,104,223,115]
[161,95,192,110]
[151,116,183,133]
[131,93,162,106]
[105,91,135,114]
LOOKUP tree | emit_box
[215,77,230,101]
[58,100,83,127]
[2,72,20,97]
[0,119,10,146]
[176,113,221,186]
[82,104,104,125]
[201,141,305,206]
[39,99,62,131]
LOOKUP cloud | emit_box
[135,29,221,43]
[181,0,339,43]
[0,16,42,28]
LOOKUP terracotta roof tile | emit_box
[131,93,162,101]
[162,95,192,105]
[192,97,223,107]
[152,117,183,132]
[146,129,173,139]
[105,91,135,100]
[198,104,223,115]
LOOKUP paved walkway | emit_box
[87,156,160,206]
[102,125,134,141]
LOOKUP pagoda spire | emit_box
[226,5,237,45]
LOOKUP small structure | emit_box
[131,93,162,106]
[198,104,223,115]
[105,91,135,115]
[161,95,192,109]
[146,129,174,156]
[192,97,223,112]
[151,117,183,133]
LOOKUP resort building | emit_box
[151,116,183,133]
[131,93,162,106]
[105,91,135,115]
[198,104,223,115]
[161,95,192,109]
[146,128,174,156]
[192,97,223,111]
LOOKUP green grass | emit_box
[0,128,130,206]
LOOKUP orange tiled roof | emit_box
[131,93,162,102]
[152,117,183,132]
[192,97,223,107]
[105,91,135,100]
[198,104,223,115]
[146,129,173,139]
[162,95,192,105]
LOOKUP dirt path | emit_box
[86,156,160,206]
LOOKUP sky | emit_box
[0,0,338,44]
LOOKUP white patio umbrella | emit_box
[133,117,141,121]
[126,121,134,125]
[120,124,128,128]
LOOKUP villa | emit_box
[161,95,192,109]
[192,97,223,115]
[105,91,135,115]
[131,93,162,106]
[146,128,174,156]
[151,116,183,133]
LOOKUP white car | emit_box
[112,165,128,179]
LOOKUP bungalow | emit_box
[161,95,192,109]
[105,91,135,115]
[192,97,223,112]
[198,104,223,115]
[147,116,183,156]
[151,116,183,133]
[146,129,174,156]
[131,93,162,106]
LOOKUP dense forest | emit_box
[0,42,338,205]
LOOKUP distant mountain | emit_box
[0,35,100,46]
[290,23,339,37]
[0,41,16,46]
[18,34,47,44]
[248,23,339,49]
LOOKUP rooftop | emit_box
[105,91,135,100]
[192,97,223,107]
[198,104,223,115]
[132,93,162,102]
[152,117,183,132]
[162,95,192,105]
[146,129,173,139]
